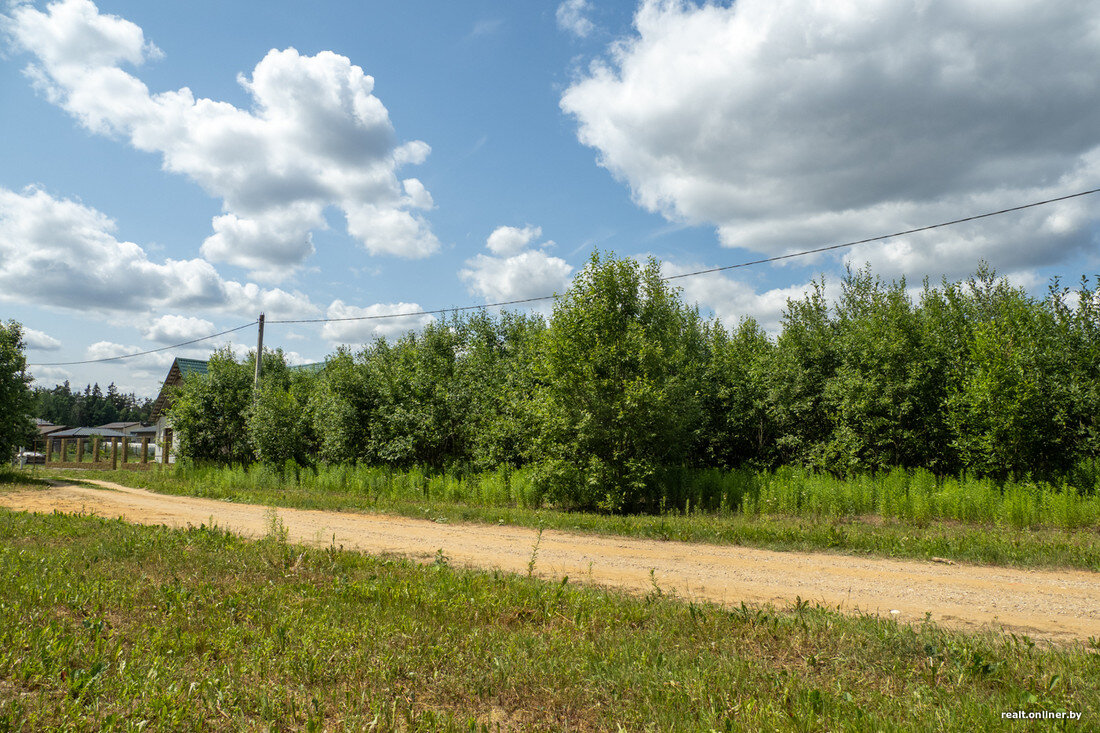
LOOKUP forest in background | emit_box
[167,253,1100,512]
[32,382,153,428]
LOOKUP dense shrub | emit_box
[527,253,706,511]
[165,253,1100,512]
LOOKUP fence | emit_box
[28,435,172,472]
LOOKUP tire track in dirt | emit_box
[3,479,1099,643]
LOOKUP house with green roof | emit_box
[150,356,323,463]
[151,358,209,463]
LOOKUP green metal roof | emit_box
[151,357,207,421]
[171,358,321,376]
[289,362,325,374]
[175,358,209,377]
[151,357,325,421]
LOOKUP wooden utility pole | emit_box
[254,313,265,392]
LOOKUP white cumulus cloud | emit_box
[320,300,434,345]
[661,260,840,335]
[557,0,595,38]
[461,225,573,303]
[486,225,543,256]
[561,0,1100,281]
[84,341,176,369]
[0,185,318,319]
[6,0,441,281]
[22,328,62,351]
[141,315,216,344]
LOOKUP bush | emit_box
[527,252,706,512]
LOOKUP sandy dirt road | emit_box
[2,479,1099,643]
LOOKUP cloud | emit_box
[486,225,543,256]
[7,0,440,281]
[80,341,251,393]
[84,341,180,370]
[29,365,72,384]
[661,260,838,334]
[461,225,573,302]
[0,185,318,319]
[557,0,595,38]
[320,300,434,344]
[561,0,1100,281]
[469,18,504,38]
[141,315,216,344]
[461,251,574,303]
[86,337,261,368]
[22,328,62,351]
[281,350,313,367]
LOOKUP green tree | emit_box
[1050,277,1100,464]
[249,362,317,466]
[696,317,773,469]
[528,251,706,512]
[0,321,35,461]
[457,310,545,470]
[309,348,375,465]
[31,381,151,426]
[765,279,838,469]
[945,269,1078,479]
[167,346,253,464]
[350,321,468,468]
[822,269,940,473]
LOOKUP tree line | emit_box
[1,321,35,461]
[32,382,153,427]
[168,253,1100,512]
[2,323,155,463]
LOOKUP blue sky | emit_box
[2,0,1099,398]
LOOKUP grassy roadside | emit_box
[46,468,1100,573]
[0,468,48,488]
[1,508,1096,731]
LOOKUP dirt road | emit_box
[3,479,1099,643]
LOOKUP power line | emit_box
[26,185,1100,364]
[27,321,257,367]
[663,187,1100,280]
[268,294,559,325]
[270,186,1100,325]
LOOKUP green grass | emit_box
[0,467,49,488]
[94,462,1100,530]
[1,508,1096,731]
[54,466,1100,572]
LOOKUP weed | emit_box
[526,526,543,577]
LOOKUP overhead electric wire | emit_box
[663,187,1100,281]
[269,186,1100,325]
[27,321,257,367]
[25,186,1100,365]
[268,293,561,325]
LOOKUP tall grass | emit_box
[150,460,1100,530]
[164,461,545,508]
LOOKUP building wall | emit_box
[153,415,178,463]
